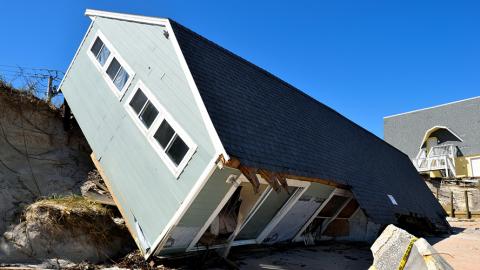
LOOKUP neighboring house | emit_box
[59,9,448,259]
[385,97,480,180]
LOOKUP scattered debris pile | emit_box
[370,224,453,270]
[1,196,135,264]
[81,170,115,206]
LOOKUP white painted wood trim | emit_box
[165,19,230,161]
[320,196,353,234]
[87,30,135,100]
[147,155,221,259]
[186,177,242,251]
[293,188,339,242]
[470,157,480,177]
[123,80,198,178]
[85,9,168,26]
[235,184,272,234]
[186,239,257,253]
[384,96,480,119]
[185,174,270,251]
[256,180,311,243]
[418,125,463,150]
[57,19,95,92]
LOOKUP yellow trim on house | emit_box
[466,155,480,177]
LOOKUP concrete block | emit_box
[370,224,453,270]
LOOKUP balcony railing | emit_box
[413,145,456,178]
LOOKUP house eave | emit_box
[85,9,169,26]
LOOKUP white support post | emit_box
[320,196,353,235]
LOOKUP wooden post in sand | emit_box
[450,191,455,218]
[465,190,471,219]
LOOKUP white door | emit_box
[472,158,480,177]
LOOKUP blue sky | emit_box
[1,1,478,137]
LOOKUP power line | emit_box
[0,64,65,75]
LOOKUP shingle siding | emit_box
[384,97,480,159]
[170,20,447,227]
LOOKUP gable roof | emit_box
[170,20,448,228]
[83,9,447,229]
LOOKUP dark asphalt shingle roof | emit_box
[170,20,447,228]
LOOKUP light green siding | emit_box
[60,18,216,252]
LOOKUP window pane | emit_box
[96,45,110,66]
[154,120,175,149]
[90,37,103,57]
[129,89,148,115]
[106,58,121,80]
[139,102,158,128]
[113,67,129,90]
[167,136,189,166]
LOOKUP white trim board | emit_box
[123,80,198,178]
[87,30,135,100]
[186,175,243,251]
[186,175,269,251]
[85,9,168,26]
[147,155,222,259]
[293,188,351,242]
[384,96,480,119]
[165,20,230,161]
[256,180,311,243]
[418,125,463,150]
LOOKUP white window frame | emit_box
[124,80,197,178]
[87,30,135,100]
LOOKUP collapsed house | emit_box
[384,97,480,180]
[58,9,449,259]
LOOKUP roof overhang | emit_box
[85,9,168,26]
[419,125,463,149]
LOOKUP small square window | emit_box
[167,136,189,165]
[91,37,110,66]
[106,58,121,80]
[129,89,159,129]
[113,67,129,90]
[139,102,158,128]
[154,120,175,149]
[96,46,110,66]
[90,37,103,56]
[129,89,148,114]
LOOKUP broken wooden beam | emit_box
[238,165,260,193]
[221,156,349,192]
[258,169,281,192]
